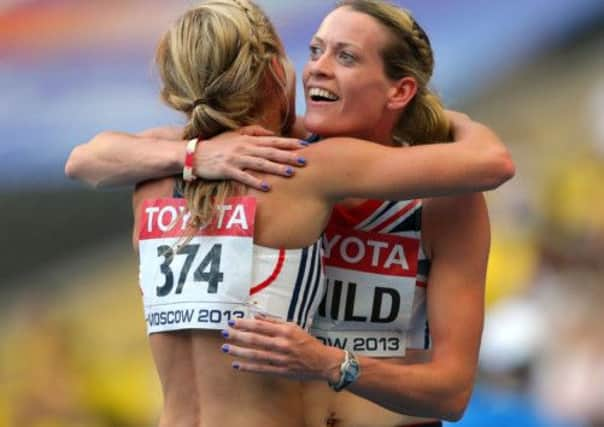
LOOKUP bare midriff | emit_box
[302,349,436,427]
[149,331,306,427]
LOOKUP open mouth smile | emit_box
[308,87,340,102]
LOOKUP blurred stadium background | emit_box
[1,0,603,426]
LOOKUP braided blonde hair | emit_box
[337,0,450,146]
[156,0,291,226]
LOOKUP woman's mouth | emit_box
[308,87,340,102]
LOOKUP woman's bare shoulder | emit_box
[421,193,488,257]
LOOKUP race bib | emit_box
[311,225,419,357]
[138,197,256,333]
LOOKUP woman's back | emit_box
[133,1,331,420]
[133,167,336,426]
[133,173,329,427]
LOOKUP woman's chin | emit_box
[303,115,338,138]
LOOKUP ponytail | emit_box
[156,0,288,226]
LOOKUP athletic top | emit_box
[249,242,325,330]
[138,187,325,334]
[310,199,431,357]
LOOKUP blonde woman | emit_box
[223,2,494,426]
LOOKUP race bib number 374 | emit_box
[138,197,256,334]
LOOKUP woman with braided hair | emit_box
[221,2,494,426]
[67,0,513,426]
[133,3,318,426]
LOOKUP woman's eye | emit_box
[309,45,322,60]
[339,51,356,64]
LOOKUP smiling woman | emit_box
[303,6,406,142]
[303,2,449,147]
[221,2,496,426]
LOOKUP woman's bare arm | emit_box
[296,119,514,202]
[65,128,186,189]
[65,112,513,194]
[65,126,308,190]
[342,194,489,420]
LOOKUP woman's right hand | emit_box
[195,125,309,191]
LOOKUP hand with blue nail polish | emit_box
[219,316,339,383]
[176,127,308,191]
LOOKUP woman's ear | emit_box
[387,76,418,111]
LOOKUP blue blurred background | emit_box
[1,1,603,426]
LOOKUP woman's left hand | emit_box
[221,316,343,382]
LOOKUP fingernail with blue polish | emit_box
[299,140,309,146]
[228,320,236,327]
[285,167,294,176]
[232,362,240,370]
[297,157,306,165]
[221,344,229,353]
[261,182,270,192]
[221,329,229,338]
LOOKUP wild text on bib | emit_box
[138,197,256,333]
[311,224,419,356]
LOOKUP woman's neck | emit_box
[337,128,396,146]
[366,122,397,146]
